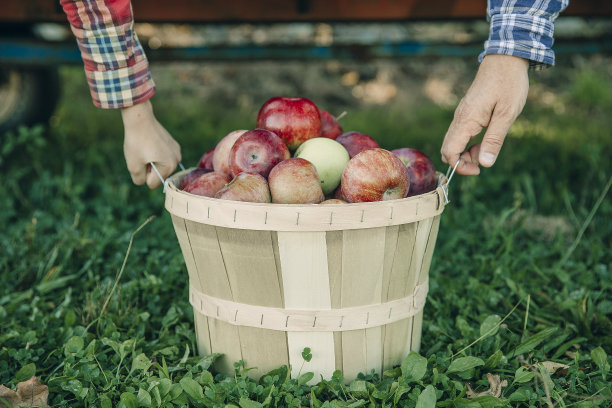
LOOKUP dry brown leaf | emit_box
[0,376,48,408]
[466,373,508,398]
[0,385,20,408]
[538,361,570,376]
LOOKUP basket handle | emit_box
[439,158,461,205]
[150,162,185,192]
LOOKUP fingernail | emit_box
[480,152,496,166]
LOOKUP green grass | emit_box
[0,61,611,407]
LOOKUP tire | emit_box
[0,66,61,134]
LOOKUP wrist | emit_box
[481,54,529,71]
[121,100,155,126]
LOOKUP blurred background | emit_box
[41,16,612,207]
[8,18,611,165]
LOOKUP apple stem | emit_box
[335,111,347,121]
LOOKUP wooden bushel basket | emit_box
[164,170,449,382]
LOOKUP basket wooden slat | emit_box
[219,227,289,374]
[181,220,244,374]
[278,231,336,381]
[170,216,212,356]
[326,231,344,373]
[379,225,400,370]
[382,222,417,369]
[339,227,386,377]
[411,215,442,352]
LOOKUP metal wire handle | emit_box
[440,157,461,205]
[150,162,185,192]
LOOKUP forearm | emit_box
[60,0,155,108]
[120,99,154,127]
[479,0,569,68]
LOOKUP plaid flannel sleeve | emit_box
[479,0,569,69]
[60,0,155,109]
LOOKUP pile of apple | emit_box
[180,97,437,204]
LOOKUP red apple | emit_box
[198,148,215,170]
[336,131,380,158]
[319,110,343,140]
[320,199,347,205]
[183,171,231,197]
[332,186,346,201]
[256,96,322,151]
[214,172,271,203]
[229,129,290,178]
[391,148,437,196]
[180,168,212,190]
[341,148,410,203]
[212,129,247,175]
[268,158,325,204]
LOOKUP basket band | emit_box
[165,171,448,232]
[189,279,428,332]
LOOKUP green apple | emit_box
[294,137,350,195]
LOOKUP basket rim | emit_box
[165,169,449,231]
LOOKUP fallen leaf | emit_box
[466,373,508,398]
[565,351,577,359]
[0,376,48,408]
[537,361,570,376]
[0,385,20,408]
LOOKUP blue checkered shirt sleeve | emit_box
[479,0,569,69]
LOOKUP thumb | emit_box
[479,106,515,167]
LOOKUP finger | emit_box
[441,102,485,167]
[146,163,164,189]
[128,164,147,186]
[124,139,147,185]
[468,143,481,165]
[146,160,179,189]
[148,161,174,189]
[479,105,516,167]
[456,149,480,176]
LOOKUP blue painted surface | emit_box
[0,38,610,65]
[0,41,82,64]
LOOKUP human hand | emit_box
[121,100,181,189]
[440,54,529,175]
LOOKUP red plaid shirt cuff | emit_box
[62,0,156,109]
[84,55,155,109]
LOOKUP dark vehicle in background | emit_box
[1,0,610,133]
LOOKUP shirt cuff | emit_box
[479,13,557,70]
[71,19,156,108]
[84,57,156,109]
